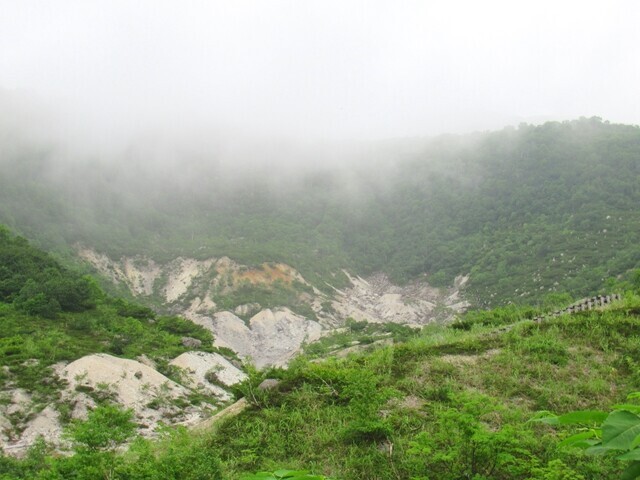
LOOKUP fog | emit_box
[1,0,639,151]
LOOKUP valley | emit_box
[0,118,639,479]
[2,3,639,477]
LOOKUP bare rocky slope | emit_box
[0,248,469,457]
[79,248,470,367]
[1,352,246,456]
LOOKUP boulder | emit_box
[181,337,203,348]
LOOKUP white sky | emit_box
[0,0,639,141]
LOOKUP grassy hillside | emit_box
[1,118,639,305]
[2,221,640,478]
[0,226,220,407]
[207,296,640,479]
[3,289,640,478]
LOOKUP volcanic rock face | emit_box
[77,249,162,296]
[329,272,470,326]
[191,309,322,369]
[169,351,247,400]
[79,249,469,366]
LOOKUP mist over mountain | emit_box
[2,2,640,478]
[1,91,638,306]
[2,1,639,140]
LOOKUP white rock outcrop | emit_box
[78,248,471,365]
[163,258,215,303]
[209,309,322,368]
[169,351,246,401]
[60,354,207,432]
[77,249,161,297]
[63,354,184,407]
[330,271,470,325]
[0,352,240,456]
[19,406,62,449]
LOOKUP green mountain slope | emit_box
[3,290,640,479]
[208,298,640,479]
[1,117,639,305]
[348,118,640,304]
[1,222,640,478]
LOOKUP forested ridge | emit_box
[0,225,95,317]
[1,117,639,305]
[350,118,640,305]
[0,118,640,305]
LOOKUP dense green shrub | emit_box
[0,227,96,316]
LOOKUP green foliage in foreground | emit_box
[67,405,137,453]
[206,294,639,479]
[2,293,640,479]
[0,228,218,406]
[537,392,640,479]
[241,470,329,480]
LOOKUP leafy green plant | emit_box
[339,368,395,443]
[241,469,329,480]
[408,392,536,479]
[66,404,136,452]
[533,392,640,479]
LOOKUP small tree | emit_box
[41,405,137,479]
[67,404,136,452]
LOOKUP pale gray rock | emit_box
[211,308,322,368]
[59,353,210,438]
[135,355,156,369]
[162,258,215,303]
[258,379,280,390]
[234,303,261,317]
[69,392,96,420]
[0,414,11,444]
[181,336,202,348]
[210,311,253,359]
[6,389,31,416]
[249,309,322,367]
[330,271,470,325]
[169,351,247,401]
[18,406,62,454]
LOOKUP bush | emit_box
[67,405,136,452]
[241,469,330,480]
[408,392,538,479]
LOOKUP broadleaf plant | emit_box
[240,469,330,480]
[533,392,640,479]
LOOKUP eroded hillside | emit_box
[78,248,468,367]
[78,248,469,367]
